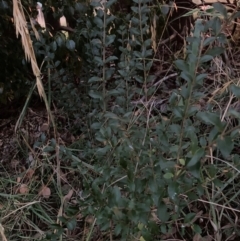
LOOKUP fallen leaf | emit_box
[193,233,203,241]
[11,159,19,169]
[19,184,29,194]
[40,123,49,132]
[202,235,213,241]
[71,134,75,142]
[17,177,22,183]
[25,168,35,180]
[27,152,35,166]
[39,186,51,199]
[85,215,94,224]
[64,189,74,202]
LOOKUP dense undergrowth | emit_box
[1,0,240,240]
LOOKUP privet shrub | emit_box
[66,2,240,240]
[7,0,240,240]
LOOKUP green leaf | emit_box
[105,68,114,81]
[66,218,77,230]
[199,137,207,147]
[96,146,111,156]
[133,51,142,58]
[106,15,115,26]
[196,112,224,130]
[140,5,150,14]
[188,53,198,66]
[94,56,103,66]
[66,40,75,51]
[174,60,188,72]
[203,37,216,47]
[43,146,55,153]
[105,56,118,63]
[157,202,170,222]
[188,161,201,179]
[56,36,64,47]
[54,61,60,67]
[135,75,144,83]
[93,16,103,28]
[168,181,178,200]
[104,112,119,119]
[144,39,152,48]
[131,6,139,14]
[0,1,8,9]
[88,76,101,83]
[180,71,192,82]
[196,73,208,84]
[211,17,222,34]
[187,148,205,167]
[50,41,57,51]
[145,61,153,70]
[113,186,121,203]
[173,106,184,118]
[142,49,153,58]
[200,55,213,63]
[120,159,127,169]
[131,16,140,25]
[123,112,133,118]
[193,19,204,37]
[192,224,202,234]
[205,47,225,57]
[230,84,240,98]
[217,136,234,158]
[159,160,176,170]
[230,11,240,21]
[118,70,128,77]
[91,38,101,45]
[89,91,102,99]
[91,122,101,129]
[179,159,185,166]
[105,35,116,46]
[114,224,122,236]
[207,164,218,178]
[187,192,198,201]
[184,213,196,224]
[213,2,227,19]
[187,106,199,116]
[163,173,174,179]
[180,86,190,99]
[228,109,240,119]
[170,124,181,134]
[75,2,86,12]
[105,0,117,8]
[157,2,170,16]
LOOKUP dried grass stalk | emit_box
[13,0,44,97]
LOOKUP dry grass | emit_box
[13,0,44,98]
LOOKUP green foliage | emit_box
[3,1,240,240]
[69,2,240,240]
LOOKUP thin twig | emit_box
[153,73,178,86]
[197,199,240,213]
[158,33,177,46]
